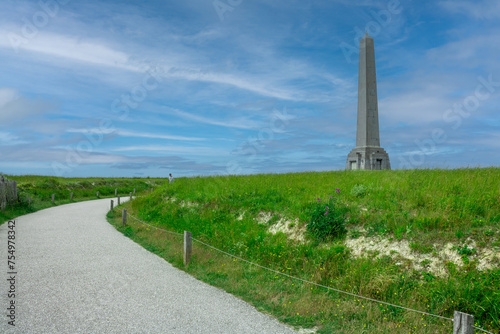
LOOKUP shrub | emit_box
[350,184,368,197]
[307,196,348,241]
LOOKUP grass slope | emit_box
[108,168,499,333]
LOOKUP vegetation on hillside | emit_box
[108,168,499,333]
[0,175,164,224]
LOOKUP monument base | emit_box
[346,146,391,170]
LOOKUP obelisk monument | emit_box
[346,32,391,170]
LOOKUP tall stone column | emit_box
[346,32,391,170]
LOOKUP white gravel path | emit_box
[0,198,298,334]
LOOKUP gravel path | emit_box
[0,198,298,334]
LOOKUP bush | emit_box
[350,184,368,197]
[307,196,348,241]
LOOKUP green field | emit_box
[0,175,165,224]
[3,169,499,333]
[107,168,499,333]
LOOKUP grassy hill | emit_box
[108,168,499,333]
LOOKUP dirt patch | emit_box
[164,197,198,208]
[268,218,307,243]
[256,212,273,225]
[345,236,499,276]
[237,211,245,221]
[179,200,198,208]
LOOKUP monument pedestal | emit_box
[346,146,391,170]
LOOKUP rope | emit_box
[191,237,452,322]
[126,212,498,332]
[126,213,184,236]
[473,326,495,334]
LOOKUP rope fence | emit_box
[120,208,495,334]
[127,213,184,237]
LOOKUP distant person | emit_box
[169,173,174,183]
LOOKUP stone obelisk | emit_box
[346,32,391,170]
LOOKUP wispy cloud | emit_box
[66,128,205,142]
[116,129,205,141]
[165,107,263,130]
[0,131,27,145]
[439,0,500,19]
[163,67,317,102]
[426,32,500,70]
[0,88,54,123]
[0,30,140,71]
[379,92,451,124]
[112,144,228,156]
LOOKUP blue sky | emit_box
[0,0,499,177]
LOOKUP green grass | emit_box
[0,175,165,225]
[107,167,500,333]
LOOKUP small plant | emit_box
[422,272,435,282]
[410,242,433,254]
[349,229,361,239]
[455,229,466,239]
[456,244,476,256]
[350,184,368,197]
[307,195,348,241]
[420,259,431,268]
[483,229,495,237]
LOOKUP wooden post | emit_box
[12,181,17,201]
[454,311,474,334]
[133,188,136,195]
[28,197,31,207]
[115,188,117,196]
[97,191,100,198]
[70,192,73,201]
[122,209,127,226]
[184,231,192,266]
[129,192,132,199]
[51,194,55,204]
[110,200,114,211]
[117,195,120,206]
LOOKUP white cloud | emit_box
[439,0,500,19]
[66,128,205,142]
[426,33,500,70]
[0,30,140,71]
[166,107,263,130]
[0,131,27,145]
[112,145,228,156]
[450,133,500,149]
[0,88,54,123]
[165,68,302,101]
[0,88,18,107]
[379,92,451,124]
[116,129,205,142]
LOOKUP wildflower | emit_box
[324,211,329,215]
[336,188,340,193]
[317,198,321,202]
